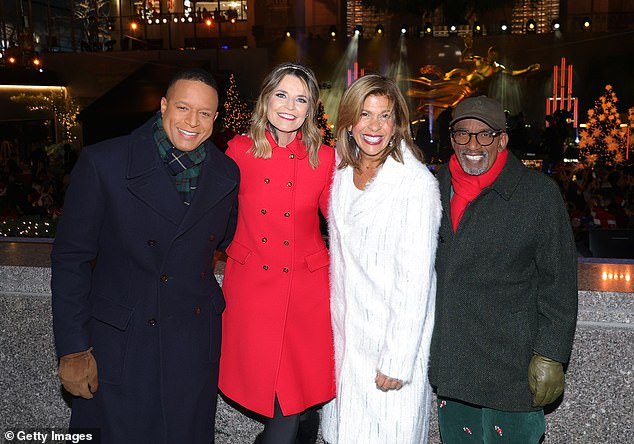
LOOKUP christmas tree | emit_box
[316,102,334,147]
[10,90,81,144]
[223,73,251,134]
[578,84,626,166]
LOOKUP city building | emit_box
[1,0,633,153]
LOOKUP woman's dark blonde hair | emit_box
[248,62,323,168]
[335,74,422,170]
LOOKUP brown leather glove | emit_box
[58,347,99,399]
[528,352,564,407]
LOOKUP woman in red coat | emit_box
[219,62,335,444]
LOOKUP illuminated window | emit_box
[194,1,248,22]
[133,0,161,19]
[132,0,248,22]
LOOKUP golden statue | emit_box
[407,45,540,119]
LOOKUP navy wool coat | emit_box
[51,117,239,443]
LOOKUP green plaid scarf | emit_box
[154,115,207,206]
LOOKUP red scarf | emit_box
[449,149,508,232]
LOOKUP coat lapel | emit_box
[174,143,238,239]
[437,165,455,242]
[126,120,185,226]
[330,157,350,228]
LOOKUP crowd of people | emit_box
[40,62,588,444]
[0,140,77,223]
[2,127,631,247]
[552,163,634,253]
[0,56,631,442]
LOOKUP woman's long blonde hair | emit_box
[248,62,323,168]
[335,74,422,170]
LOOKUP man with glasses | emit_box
[429,95,578,443]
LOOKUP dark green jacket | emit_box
[429,152,578,411]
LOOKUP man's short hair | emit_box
[166,68,218,95]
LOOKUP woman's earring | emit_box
[388,137,394,147]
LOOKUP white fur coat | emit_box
[321,145,442,444]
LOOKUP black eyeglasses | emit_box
[450,129,503,146]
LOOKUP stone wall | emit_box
[1,264,632,443]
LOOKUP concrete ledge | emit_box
[0,266,267,443]
[1,265,632,443]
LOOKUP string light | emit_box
[578,84,626,166]
[0,219,56,238]
[602,271,631,282]
[222,73,251,134]
[10,91,80,143]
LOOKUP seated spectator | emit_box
[590,190,617,229]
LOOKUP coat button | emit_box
[160,275,169,283]
[147,240,157,246]
[264,178,270,184]
[209,234,216,241]
[283,267,289,273]
[261,209,267,215]
[263,265,269,270]
[147,318,157,326]
[283,240,290,246]
[284,212,290,217]
[200,271,207,278]
[286,181,292,187]
[289,154,295,159]
[261,237,267,243]
[194,307,201,315]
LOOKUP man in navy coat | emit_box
[51,68,239,443]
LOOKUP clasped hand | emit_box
[375,371,403,392]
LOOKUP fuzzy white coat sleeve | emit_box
[376,170,442,383]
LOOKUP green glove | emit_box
[528,352,564,407]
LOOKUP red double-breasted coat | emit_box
[219,132,336,417]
